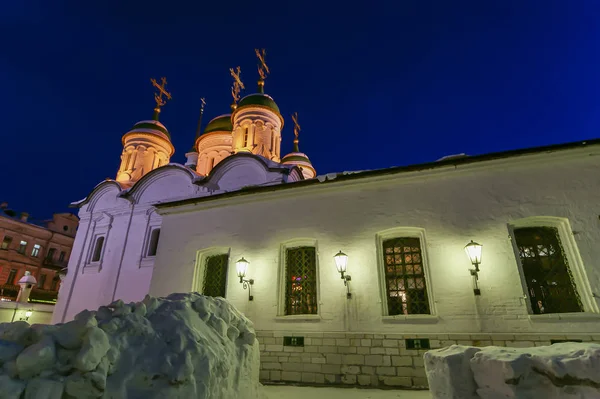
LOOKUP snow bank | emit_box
[0,293,262,399]
[425,343,600,399]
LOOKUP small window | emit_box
[243,127,249,147]
[38,274,47,289]
[31,244,41,257]
[6,269,17,284]
[147,229,161,257]
[63,225,68,232]
[1,236,12,250]
[202,254,229,297]
[58,251,66,262]
[46,248,56,260]
[514,226,583,314]
[382,237,431,315]
[285,246,318,315]
[17,241,27,254]
[91,236,105,262]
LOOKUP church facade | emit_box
[53,58,600,388]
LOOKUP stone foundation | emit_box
[256,331,600,388]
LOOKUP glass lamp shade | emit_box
[464,241,483,265]
[236,257,249,278]
[333,250,348,273]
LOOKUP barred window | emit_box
[285,246,318,315]
[514,227,583,314]
[202,254,229,297]
[383,237,430,315]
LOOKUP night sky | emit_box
[1,1,599,221]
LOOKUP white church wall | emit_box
[151,147,600,336]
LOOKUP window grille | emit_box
[202,254,229,297]
[514,226,583,314]
[285,246,318,315]
[382,237,430,315]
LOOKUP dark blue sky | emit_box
[1,1,599,220]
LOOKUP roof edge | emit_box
[156,138,600,210]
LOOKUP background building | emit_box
[0,202,78,305]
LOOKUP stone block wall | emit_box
[256,331,600,389]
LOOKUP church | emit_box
[53,50,600,388]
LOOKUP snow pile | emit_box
[425,343,600,399]
[0,293,262,399]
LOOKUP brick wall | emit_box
[257,331,600,388]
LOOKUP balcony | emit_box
[43,257,69,271]
[0,284,19,301]
[0,284,58,303]
[29,288,58,304]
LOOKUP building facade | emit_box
[52,65,600,389]
[0,204,78,304]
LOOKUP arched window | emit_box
[147,229,161,257]
[514,226,583,314]
[91,236,105,262]
[243,127,249,147]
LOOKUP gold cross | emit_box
[200,97,206,112]
[255,48,270,80]
[292,112,301,138]
[230,66,244,103]
[150,77,172,109]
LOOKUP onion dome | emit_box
[124,120,171,142]
[281,152,316,179]
[237,93,280,114]
[204,114,233,134]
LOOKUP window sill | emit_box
[82,263,101,274]
[382,314,440,324]
[529,312,600,323]
[139,257,155,268]
[275,315,321,322]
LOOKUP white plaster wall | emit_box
[150,148,600,335]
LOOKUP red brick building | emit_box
[0,202,78,303]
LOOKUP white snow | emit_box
[425,343,600,399]
[0,293,261,399]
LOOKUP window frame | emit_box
[192,247,231,295]
[83,212,113,273]
[139,209,162,268]
[31,244,41,258]
[1,235,13,250]
[376,227,436,318]
[277,238,321,319]
[17,240,28,254]
[508,217,598,315]
[6,269,17,285]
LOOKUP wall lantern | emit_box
[236,257,254,301]
[464,240,483,295]
[333,250,352,299]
